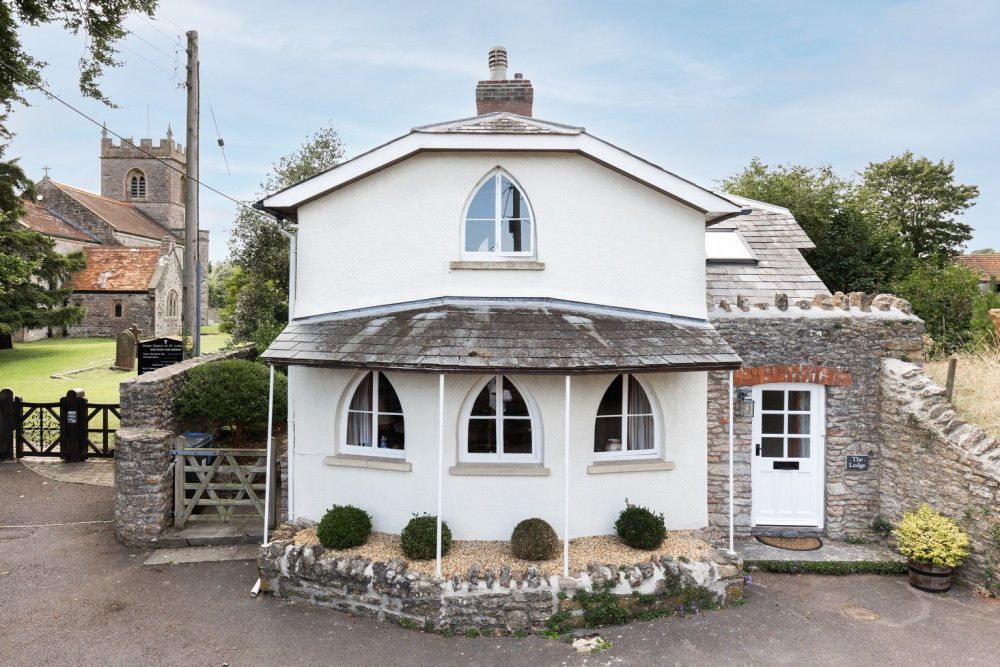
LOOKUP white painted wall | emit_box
[289,366,708,540]
[293,152,708,320]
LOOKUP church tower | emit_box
[100,125,187,233]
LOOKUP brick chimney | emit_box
[475,46,533,117]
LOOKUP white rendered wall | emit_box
[293,152,708,320]
[288,366,709,540]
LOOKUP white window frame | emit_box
[461,169,535,260]
[460,374,540,464]
[593,374,660,461]
[340,371,405,459]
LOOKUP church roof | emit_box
[45,180,180,243]
[19,200,99,244]
[260,298,741,374]
[69,247,164,292]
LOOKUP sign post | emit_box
[138,338,184,375]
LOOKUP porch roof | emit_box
[260,298,742,374]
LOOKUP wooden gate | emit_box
[0,388,118,461]
[172,446,277,528]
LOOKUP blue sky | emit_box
[8,0,998,263]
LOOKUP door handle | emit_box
[755,444,761,456]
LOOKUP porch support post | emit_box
[264,364,276,545]
[436,373,444,577]
[728,370,734,553]
[563,375,570,577]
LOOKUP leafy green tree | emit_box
[861,151,978,265]
[224,123,344,351]
[207,260,234,309]
[970,278,1000,349]
[717,158,909,293]
[0,154,85,348]
[890,263,980,353]
[970,248,996,255]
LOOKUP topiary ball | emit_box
[316,504,372,549]
[400,514,451,560]
[614,500,666,550]
[510,518,559,560]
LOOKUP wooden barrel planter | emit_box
[908,561,954,592]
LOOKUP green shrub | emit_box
[316,505,372,549]
[400,514,451,560]
[173,359,287,447]
[614,499,666,550]
[893,503,970,568]
[510,518,559,560]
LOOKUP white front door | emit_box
[750,383,825,528]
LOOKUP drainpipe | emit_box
[563,375,570,577]
[436,373,444,577]
[728,371,735,554]
[276,221,297,519]
[252,364,276,598]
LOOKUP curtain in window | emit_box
[627,376,653,451]
[347,373,373,447]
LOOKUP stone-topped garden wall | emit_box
[259,520,745,634]
[706,293,924,540]
[114,346,257,546]
[878,359,1000,591]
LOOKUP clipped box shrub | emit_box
[400,514,451,560]
[510,517,559,560]
[174,359,287,447]
[615,499,666,550]
[316,504,372,549]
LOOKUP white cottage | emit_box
[259,48,751,545]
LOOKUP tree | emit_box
[890,263,980,353]
[717,158,909,294]
[971,248,996,255]
[224,123,344,351]
[861,151,978,265]
[0,154,85,348]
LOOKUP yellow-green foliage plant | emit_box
[893,503,970,568]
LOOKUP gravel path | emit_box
[293,528,714,577]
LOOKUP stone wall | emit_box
[70,292,155,339]
[878,359,1000,591]
[114,346,256,545]
[706,293,924,539]
[259,519,745,634]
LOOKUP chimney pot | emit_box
[476,47,533,117]
[488,46,508,80]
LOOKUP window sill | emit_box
[449,261,545,271]
[587,459,675,475]
[324,454,412,472]
[449,463,550,476]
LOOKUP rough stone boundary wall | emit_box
[878,359,1000,590]
[259,520,745,634]
[707,303,924,539]
[114,346,256,546]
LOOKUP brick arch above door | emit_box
[734,365,852,387]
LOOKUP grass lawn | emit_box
[0,327,233,403]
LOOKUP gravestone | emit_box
[138,337,184,375]
[114,329,137,370]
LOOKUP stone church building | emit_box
[16,127,208,341]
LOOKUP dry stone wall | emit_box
[258,519,745,634]
[878,359,1000,591]
[706,293,924,539]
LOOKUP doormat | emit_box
[755,535,822,551]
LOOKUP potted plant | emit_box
[893,503,970,592]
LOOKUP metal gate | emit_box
[172,445,277,528]
[0,388,118,461]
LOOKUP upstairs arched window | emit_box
[343,372,405,458]
[594,374,657,460]
[463,170,534,258]
[128,170,147,199]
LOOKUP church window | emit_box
[113,301,123,318]
[167,290,179,317]
[128,171,147,199]
[463,170,534,258]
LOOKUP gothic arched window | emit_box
[463,170,534,258]
[128,171,147,199]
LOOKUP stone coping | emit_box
[258,520,745,634]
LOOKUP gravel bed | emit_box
[292,528,714,578]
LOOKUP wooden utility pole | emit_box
[182,30,200,357]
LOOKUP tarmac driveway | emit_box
[1,460,998,666]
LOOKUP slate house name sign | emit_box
[138,337,184,375]
[846,455,870,471]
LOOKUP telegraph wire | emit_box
[0,57,271,220]
[125,29,182,65]
[119,43,176,76]
[210,104,236,194]
[135,14,183,46]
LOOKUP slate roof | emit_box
[706,193,830,304]
[414,112,584,135]
[260,298,741,374]
[46,180,180,242]
[19,200,99,244]
[69,247,163,292]
[957,254,1000,283]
